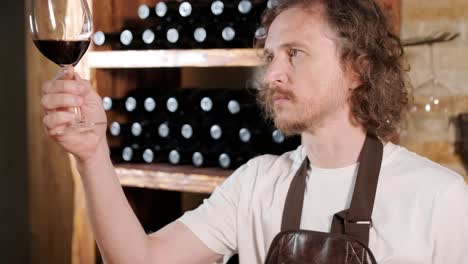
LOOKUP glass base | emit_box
[55,121,107,135]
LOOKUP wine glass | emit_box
[408,42,454,142]
[28,0,105,133]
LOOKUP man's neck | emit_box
[301,111,367,169]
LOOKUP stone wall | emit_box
[400,0,468,180]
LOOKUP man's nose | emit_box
[263,61,287,88]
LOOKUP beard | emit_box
[256,85,346,136]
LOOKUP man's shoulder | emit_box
[254,146,302,169]
[240,147,303,182]
[383,143,465,191]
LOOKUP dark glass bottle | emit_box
[191,150,219,168]
[102,96,138,113]
[107,121,132,138]
[155,120,172,142]
[205,89,259,120]
[137,4,153,20]
[92,30,135,49]
[117,144,145,163]
[141,143,170,164]
[268,127,301,155]
[168,146,198,166]
[217,148,248,170]
[138,27,167,49]
[119,29,134,48]
[154,1,181,21]
[175,120,222,147]
[164,95,181,117]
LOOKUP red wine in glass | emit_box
[33,40,90,67]
[29,0,106,134]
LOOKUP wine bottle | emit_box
[107,121,132,138]
[168,146,198,165]
[238,0,268,22]
[254,25,267,42]
[178,1,194,19]
[92,31,129,49]
[120,144,144,163]
[93,29,154,50]
[129,27,165,50]
[208,0,239,21]
[127,120,171,144]
[102,96,138,113]
[217,148,248,169]
[269,128,301,154]
[267,0,279,9]
[176,16,224,49]
[176,89,218,114]
[143,96,157,113]
[204,89,259,119]
[191,150,219,168]
[119,29,134,48]
[154,1,180,20]
[141,144,170,164]
[179,123,194,143]
[157,121,171,141]
[237,0,254,21]
[220,21,255,48]
[219,23,237,48]
[116,28,165,50]
[142,147,155,164]
[209,123,223,142]
[237,123,271,154]
[191,25,210,48]
[92,31,114,47]
[137,4,152,20]
[155,1,197,24]
[143,94,180,118]
[164,95,181,116]
[176,120,221,146]
[210,0,225,18]
[104,89,163,115]
[164,25,183,48]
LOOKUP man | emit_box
[41,0,468,263]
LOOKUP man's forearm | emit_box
[77,141,150,264]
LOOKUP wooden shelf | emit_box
[88,49,263,68]
[116,163,232,194]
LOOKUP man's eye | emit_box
[289,49,299,57]
[264,55,273,63]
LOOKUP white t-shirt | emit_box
[178,142,468,263]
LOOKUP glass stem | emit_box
[74,107,83,122]
[429,43,437,82]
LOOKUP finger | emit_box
[53,66,75,81]
[42,80,86,95]
[49,123,72,137]
[41,93,83,110]
[42,107,76,119]
[72,72,82,81]
[43,111,77,131]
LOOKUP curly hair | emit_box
[256,0,410,140]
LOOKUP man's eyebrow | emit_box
[263,41,310,55]
[263,49,273,56]
[280,41,310,50]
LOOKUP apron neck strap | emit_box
[280,134,383,246]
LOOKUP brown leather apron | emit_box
[265,134,383,264]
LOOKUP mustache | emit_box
[256,84,297,121]
[265,87,296,101]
